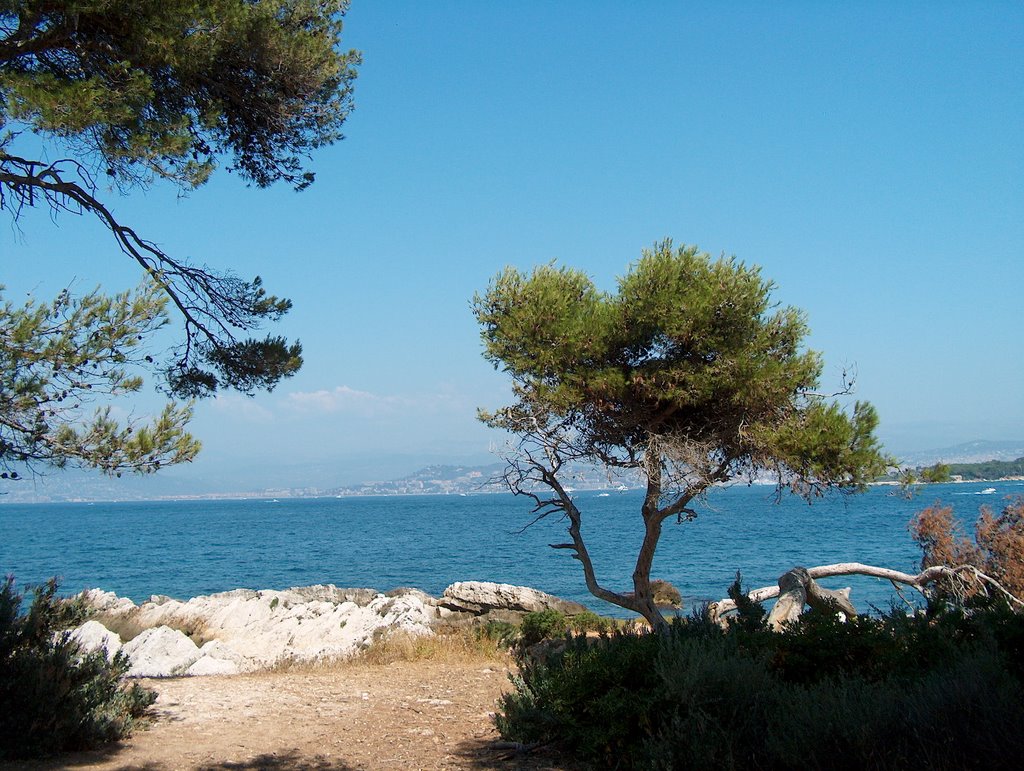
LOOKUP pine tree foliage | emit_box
[0,281,200,475]
[0,0,360,397]
[474,241,891,630]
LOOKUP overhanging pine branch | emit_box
[1,152,298,396]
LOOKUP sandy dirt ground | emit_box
[5,660,575,770]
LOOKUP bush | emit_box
[911,497,1024,604]
[567,610,615,634]
[651,579,682,608]
[518,609,568,647]
[0,578,155,759]
[496,605,1024,769]
[497,629,667,760]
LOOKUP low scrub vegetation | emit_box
[496,592,1024,770]
[0,578,155,760]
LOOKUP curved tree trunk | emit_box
[764,567,858,630]
[710,561,1021,627]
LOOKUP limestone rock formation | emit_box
[440,581,587,618]
[82,585,438,673]
[80,588,137,614]
[78,581,590,676]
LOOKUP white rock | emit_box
[198,639,248,666]
[76,583,580,675]
[185,656,240,676]
[79,588,136,614]
[70,620,122,661]
[121,626,201,677]
[441,581,587,616]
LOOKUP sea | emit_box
[2,480,1021,618]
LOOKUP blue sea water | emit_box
[2,481,1021,617]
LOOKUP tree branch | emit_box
[709,561,1024,623]
[1,152,299,396]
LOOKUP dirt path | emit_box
[8,661,572,770]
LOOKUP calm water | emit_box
[2,481,1021,617]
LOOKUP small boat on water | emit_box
[979,487,997,495]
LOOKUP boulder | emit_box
[122,626,201,677]
[88,586,439,670]
[440,581,587,617]
[70,620,122,661]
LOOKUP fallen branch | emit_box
[708,562,1024,626]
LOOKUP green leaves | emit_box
[1,1,358,408]
[475,239,891,495]
[1,0,359,191]
[0,578,156,758]
[475,263,609,379]
[174,334,303,397]
[0,282,201,475]
[768,400,891,494]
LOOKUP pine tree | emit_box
[474,240,890,630]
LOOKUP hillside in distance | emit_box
[898,440,1024,467]
[6,439,1022,503]
[325,462,644,497]
[941,457,1024,481]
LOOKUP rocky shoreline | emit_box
[72,581,587,677]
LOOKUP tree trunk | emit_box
[765,568,809,630]
[765,567,858,630]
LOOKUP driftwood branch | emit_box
[708,562,1024,627]
[762,567,858,630]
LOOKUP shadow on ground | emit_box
[197,751,356,770]
[0,750,356,771]
[453,737,579,770]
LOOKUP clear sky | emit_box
[3,1,1022,491]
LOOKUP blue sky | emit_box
[3,2,1022,490]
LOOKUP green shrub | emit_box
[477,619,519,647]
[567,610,614,634]
[518,609,568,647]
[650,578,682,608]
[496,605,1024,769]
[0,578,155,759]
[497,629,667,760]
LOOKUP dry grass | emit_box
[266,628,513,675]
[356,628,511,666]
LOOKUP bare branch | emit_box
[710,561,1024,623]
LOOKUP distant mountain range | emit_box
[895,440,1024,467]
[323,462,643,497]
[4,439,1022,503]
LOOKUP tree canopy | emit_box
[474,241,890,630]
[0,1,359,477]
[1,282,200,477]
[1,0,360,397]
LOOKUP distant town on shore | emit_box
[2,440,1022,504]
